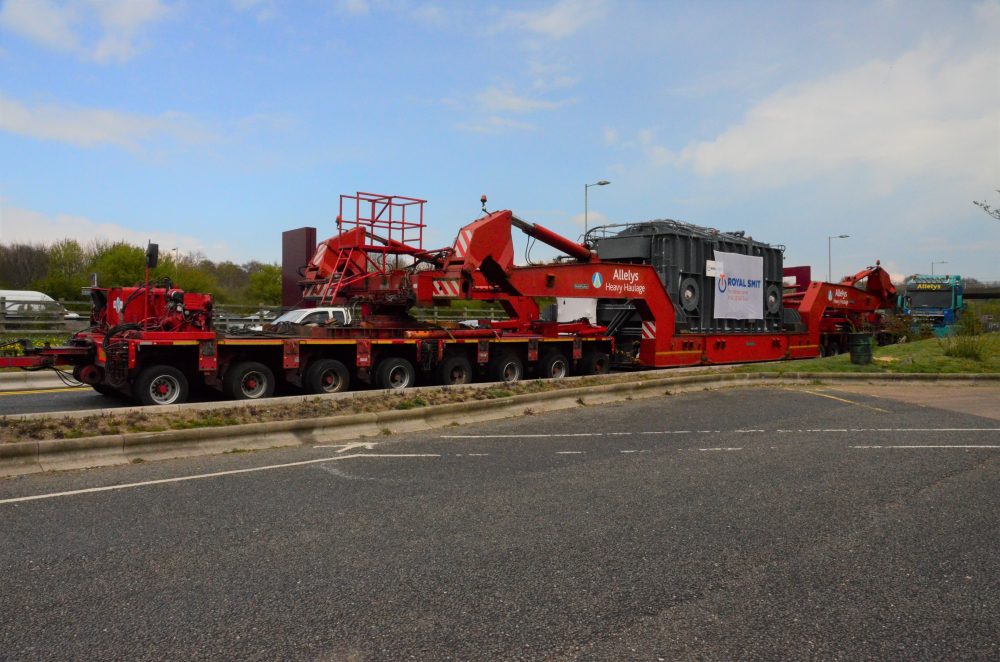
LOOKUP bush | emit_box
[941,315,985,360]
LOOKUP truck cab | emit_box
[899,274,965,334]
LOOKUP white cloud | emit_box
[569,210,608,228]
[0,202,230,261]
[410,3,446,26]
[230,0,277,21]
[527,60,580,91]
[456,116,536,134]
[0,0,170,63]
[0,0,79,53]
[453,84,573,134]
[500,0,607,39]
[670,38,1000,192]
[475,86,572,113]
[0,93,214,151]
[602,127,618,146]
[337,0,370,16]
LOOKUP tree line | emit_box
[0,240,281,305]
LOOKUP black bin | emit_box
[848,332,873,365]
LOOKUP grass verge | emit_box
[0,369,722,445]
[737,332,1000,375]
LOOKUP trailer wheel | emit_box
[578,351,610,376]
[539,352,570,379]
[489,353,523,384]
[92,384,120,397]
[133,365,189,406]
[376,357,415,390]
[437,355,473,385]
[224,361,275,400]
[304,359,350,394]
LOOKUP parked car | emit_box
[0,290,81,320]
[249,307,351,331]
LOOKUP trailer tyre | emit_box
[224,361,275,400]
[539,351,570,379]
[304,358,350,394]
[437,355,473,386]
[376,357,415,390]
[92,384,120,397]
[489,353,523,384]
[578,351,610,376]
[133,365,189,406]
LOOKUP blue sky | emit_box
[1,0,998,283]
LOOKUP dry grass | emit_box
[0,370,699,445]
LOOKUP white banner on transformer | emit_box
[712,250,764,320]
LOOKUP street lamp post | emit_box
[584,180,610,237]
[931,260,947,275]
[827,234,849,282]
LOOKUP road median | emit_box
[3,371,998,477]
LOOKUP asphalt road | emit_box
[1,386,998,660]
[0,385,132,415]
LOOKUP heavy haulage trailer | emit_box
[1,193,897,406]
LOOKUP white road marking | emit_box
[555,451,584,455]
[439,428,1000,440]
[699,448,743,452]
[852,445,1000,450]
[314,441,380,452]
[467,453,490,457]
[640,430,693,435]
[441,433,604,439]
[0,454,440,506]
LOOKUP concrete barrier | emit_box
[0,371,76,392]
[2,371,998,477]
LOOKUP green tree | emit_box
[32,239,90,300]
[171,259,219,298]
[90,242,147,287]
[0,243,49,289]
[204,260,249,302]
[246,264,282,304]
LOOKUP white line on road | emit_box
[441,433,606,439]
[851,445,1000,450]
[555,451,584,454]
[0,454,440,506]
[441,428,1000,440]
[699,448,743,452]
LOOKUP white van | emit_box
[0,290,81,320]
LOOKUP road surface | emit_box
[1,386,997,660]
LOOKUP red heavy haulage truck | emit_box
[1,193,896,406]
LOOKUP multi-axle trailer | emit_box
[1,193,897,405]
